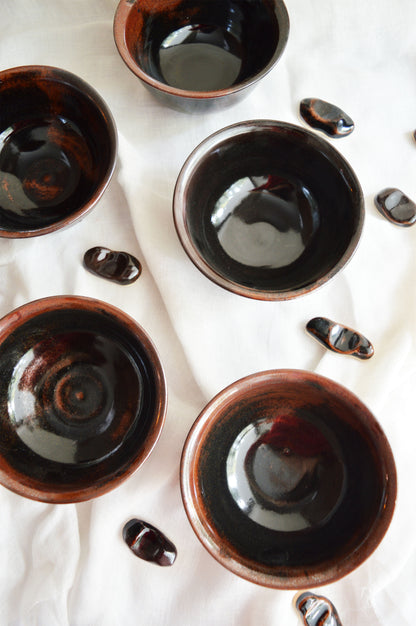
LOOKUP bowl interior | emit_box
[0,67,116,235]
[181,371,396,588]
[174,122,363,299]
[122,0,284,92]
[0,299,165,502]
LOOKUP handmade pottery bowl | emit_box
[173,120,364,300]
[0,296,166,503]
[0,66,117,237]
[113,0,289,112]
[181,370,396,589]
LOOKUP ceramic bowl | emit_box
[0,66,117,237]
[173,120,364,300]
[0,296,166,503]
[113,0,289,112]
[181,370,396,589]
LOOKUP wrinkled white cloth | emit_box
[0,1,415,624]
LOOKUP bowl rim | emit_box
[113,0,290,100]
[173,119,365,301]
[180,369,397,589]
[0,295,167,503]
[0,65,117,239]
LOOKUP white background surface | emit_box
[0,1,415,624]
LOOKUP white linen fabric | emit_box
[0,1,415,624]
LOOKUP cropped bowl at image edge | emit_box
[113,0,290,112]
[173,120,364,300]
[180,370,397,589]
[0,296,167,503]
[0,65,117,237]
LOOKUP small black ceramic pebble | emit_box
[123,519,177,566]
[374,188,416,227]
[83,246,142,284]
[295,592,343,626]
[306,316,374,360]
[300,98,354,137]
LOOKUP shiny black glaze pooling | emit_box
[295,592,343,626]
[142,1,279,92]
[226,413,346,533]
[5,330,144,465]
[83,247,142,285]
[115,0,289,112]
[157,24,244,92]
[300,98,354,137]
[0,117,92,225]
[374,188,416,227]
[0,308,157,483]
[123,519,177,566]
[196,389,386,570]
[306,317,374,359]
[0,66,116,235]
[210,174,319,270]
[181,370,397,588]
[183,124,362,294]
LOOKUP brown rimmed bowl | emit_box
[113,0,289,112]
[0,296,166,503]
[0,66,117,237]
[173,120,364,300]
[180,370,396,589]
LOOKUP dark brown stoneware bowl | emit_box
[180,370,396,589]
[0,66,117,237]
[113,0,289,112]
[0,296,166,503]
[173,120,364,300]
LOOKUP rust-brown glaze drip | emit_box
[83,247,142,285]
[123,519,177,566]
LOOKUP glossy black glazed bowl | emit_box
[113,0,289,112]
[0,66,117,237]
[0,296,166,503]
[173,120,364,300]
[181,370,397,589]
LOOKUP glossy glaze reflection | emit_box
[83,247,142,285]
[0,118,91,218]
[123,519,177,566]
[300,98,354,138]
[306,317,374,359]
[158,24,243,92]
[8,330,143,464]
[174,120,364,300]
[295,592,343,626]
[374,188,416,227]
[0,296,167,503]
[205,397,381,569]
[114,0,289,112]
[0,66,116,237]
[181,370,397,589]
[226,414,345,532]
[211,175,319,269]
